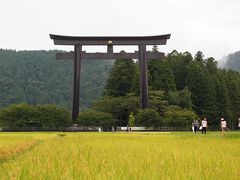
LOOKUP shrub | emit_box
[0,104,71,129]
[162,105,197,127]
[77,110,115,127]
[0,103,37,128]
[35,104,71,128]
[137,108,161,127]
[92,95,140,126]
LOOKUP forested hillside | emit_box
[1,48,240,128]
[165,50,240,127]
[95,48,240,128]
[220,51,240,71]
[0,49,113,110]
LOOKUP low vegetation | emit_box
[0,104,71,129]
[77,110,115,128]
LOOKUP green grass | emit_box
[0,132,239,179]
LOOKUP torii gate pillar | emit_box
[72,45,82,120]
[139,44,148,109]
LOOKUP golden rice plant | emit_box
[0,132,239,180]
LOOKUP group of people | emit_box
[192,117,240,134]
[192,118,208,134]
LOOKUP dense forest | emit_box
[90,47,240,128]
[0,49,113,110]
[0,48,240,129]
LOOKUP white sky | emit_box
[0,0,240,60]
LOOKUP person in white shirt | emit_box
[220,117,227,134]
[201,117,207,134]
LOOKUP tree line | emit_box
[0,48,240,130]
[0,104,71,130]
[88,47,240,129]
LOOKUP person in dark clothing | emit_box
[193,120,199,133]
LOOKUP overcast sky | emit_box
[1,0,240,60]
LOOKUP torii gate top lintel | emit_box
[49,34,171,45]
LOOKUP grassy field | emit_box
[0,132,239,180]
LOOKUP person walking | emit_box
[220,117,227,135]
[201,118,207,134]
[128,112,135,132]
[192,121,195,132]
[192,120,199,133]
[238,117,240,130]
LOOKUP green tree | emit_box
[35,104,71,128]
[185,62,217,120]
[148,91,168,115]
[131,62,140,95]
[92,94,140,126]
[148,60,176,92]
[221,70,240,128]
[77,110,115,128]
[215,71,232,121]
[106,58,136,96]
[167,50,193,90]
[137,108,161,127]
[0,103,37,128]
[194,51,204,64]
[0,103,71,129]
[167,87,193,110]
[162,106,197,127]
[178,87,193,109]
[205,57,218,74]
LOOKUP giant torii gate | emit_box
[50,34,171,121]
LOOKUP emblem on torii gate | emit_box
[50,34,171,121]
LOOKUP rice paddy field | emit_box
[0,132,239,180]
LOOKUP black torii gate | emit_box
[50,34,171,121]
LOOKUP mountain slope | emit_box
[220,51,240,71]
[0,49,113,109]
